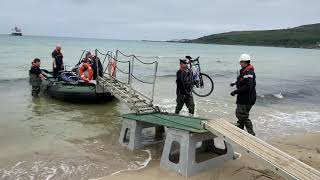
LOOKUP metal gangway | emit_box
[94,49,159,114]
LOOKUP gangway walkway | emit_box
[204,119,320,180]
[97,77,157,113]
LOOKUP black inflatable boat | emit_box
[41,70,112,102]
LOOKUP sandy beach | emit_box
[101,133,320,180]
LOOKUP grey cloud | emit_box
[0,0,319,40]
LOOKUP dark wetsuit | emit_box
[29,65,42,97]
[52,50,64,78]
[91,56,103,80]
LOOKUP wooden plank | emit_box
[208,120,319,179]
[204,119,320,180]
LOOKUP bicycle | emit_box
[181,56,214,97]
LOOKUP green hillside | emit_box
[191,23,320,48]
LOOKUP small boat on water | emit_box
[11,26,22,36]
[40,69,113,102]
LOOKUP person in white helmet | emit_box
[230,53,256,136]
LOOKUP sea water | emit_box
[0,35,319,179]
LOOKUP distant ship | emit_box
[11,26,22,36]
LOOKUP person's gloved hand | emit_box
[230,82,236,87]
[230,91,237,96]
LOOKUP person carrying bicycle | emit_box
[175,57,195,116]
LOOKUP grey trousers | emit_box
[175,94,195,115]
[235,104,255,136]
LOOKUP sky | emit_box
[1,0,319,40]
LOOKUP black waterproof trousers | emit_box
[235,104,255,136]
[175,94,195,115]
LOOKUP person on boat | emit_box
[90,52,103,79]
[29,58,45,97]
[175,58,195,116]
[77,51,93,66]
[52,45,64,78]
[230,53,256,136]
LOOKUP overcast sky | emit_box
[0,0,319,40]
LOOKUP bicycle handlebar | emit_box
[188,56,200,63]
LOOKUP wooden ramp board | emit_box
[204,119,320,180]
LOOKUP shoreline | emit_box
[100,132,320,180]
[166,41,320,50]
[3,34,320,50]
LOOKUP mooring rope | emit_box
[131,74,153,84]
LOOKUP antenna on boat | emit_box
[78,49,86,65]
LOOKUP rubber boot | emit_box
[244,120,255,136]
[236,120,245,130]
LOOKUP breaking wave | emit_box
[256,111,320,139]
[0,150,152,180]
[258,87,320,104]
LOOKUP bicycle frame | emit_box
[188,57,204,87]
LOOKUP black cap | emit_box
[179,59,187,64]
[185,56,192,60]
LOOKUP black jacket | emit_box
[52,50,64,67]
[234,64,256,105]
[29,65,42,86]
[91,57,103,79]
[176,69,192,96]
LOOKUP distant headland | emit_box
[168,23,320,49]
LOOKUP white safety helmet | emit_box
[239,53,251,62]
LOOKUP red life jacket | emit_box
[239,64,254,81]
[241,64,254,73]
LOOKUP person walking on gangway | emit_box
[230,54,256,136]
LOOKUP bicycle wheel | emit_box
[192,73,214,97]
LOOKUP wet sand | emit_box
[101,132,320,180]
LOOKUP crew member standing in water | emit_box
[29,58,45,97]
[175,58,195,116]
[52,45,64,78]
[230,54,256,136]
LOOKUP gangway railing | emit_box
[95,49,159,114]
[115,50,158,103]
[95,49,131,83]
